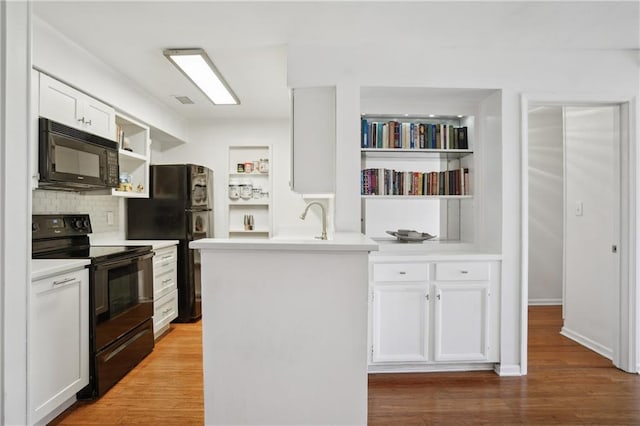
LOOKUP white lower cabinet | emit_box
[153,245,178,338]
[433,283,489,361]
[372,284,429,363]
[30,267,89,425]
[369,258,500,372]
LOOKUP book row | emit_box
[361,167,470,196]
[361,119,469,150]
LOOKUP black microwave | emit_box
[39,117,119,191]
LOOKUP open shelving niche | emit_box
[227,145,272,238]
[113,113,151,198]
[360,111,476,247]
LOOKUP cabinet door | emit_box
[291,86,335,194]
[371,284,429,363]
[433,283,489,361]
[83,97,116,140]
[39,73,84,130]
[38,72,115,140]
[30,268,89,424]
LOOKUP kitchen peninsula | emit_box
[190,233,378,425]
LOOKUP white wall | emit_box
[152,118,328,238]
[2,1,31,423]
[528,106,563,304]
[32,17,188,144]
[562,106,619,359]
[286,44,639,373]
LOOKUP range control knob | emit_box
[73,218,86,230]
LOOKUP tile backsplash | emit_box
[32,190,123,236]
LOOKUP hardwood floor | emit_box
[52,306,639,425]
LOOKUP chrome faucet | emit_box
[300,201,328,240]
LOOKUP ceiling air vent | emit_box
[174,96,194,105]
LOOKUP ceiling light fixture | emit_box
[163,48,239,105]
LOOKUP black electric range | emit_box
[32,214,155,399]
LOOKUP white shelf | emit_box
[119,149,148,162]
[362,195,472,200]
[112,190,148,198]
[229,199,270,206]
[362,149,473,161]
[229,172,269,178]
[229,229,270,234]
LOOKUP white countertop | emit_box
[190,232,378,252]
[90,239,179,250]
[31,259,91,281]
[370,238,502,260]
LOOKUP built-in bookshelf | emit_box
[361,117,469,150]
[360,114,475,241]
[227,145,272,238]
[113,113,150,198]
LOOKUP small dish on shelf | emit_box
[386,229,436,243]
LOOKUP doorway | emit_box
[522,97,637,374]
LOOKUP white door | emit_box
[371,284,429,363]
[562,106,620,360]
[433,283,489,361]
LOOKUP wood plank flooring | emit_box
[52,306,639,425]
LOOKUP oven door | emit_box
[93,252,153,351]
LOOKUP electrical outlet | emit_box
[107,211,114,225]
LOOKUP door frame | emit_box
[520,93,638,375]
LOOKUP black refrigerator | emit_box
[127,164,213,322]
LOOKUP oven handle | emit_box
[93,252,153,270]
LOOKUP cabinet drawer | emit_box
[154,289,178,337]
[435,262,489,281]
[154,265,176,300]
[154,246,177,268]
[372,263,428,282]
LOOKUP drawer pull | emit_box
[398,271,406,275]
[161,254,173,260]
[161,278,173,285]
[53,277,76,286]
[460,270,469,274]
[162,308,172,315]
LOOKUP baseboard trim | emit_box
[528,298,562,306]
[560,326,613,360]
[368,362,496,374]
[494,364,522,376]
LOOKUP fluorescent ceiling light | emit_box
[164,48,239,105]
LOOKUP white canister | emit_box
[258,158,269,173]
[239,180,253,200]
[228,179,240,200]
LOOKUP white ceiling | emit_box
[32,1,640,121]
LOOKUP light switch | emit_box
[575,201,583,216]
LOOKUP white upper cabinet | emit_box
[290,86,336,194]
[38,72,115,141]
